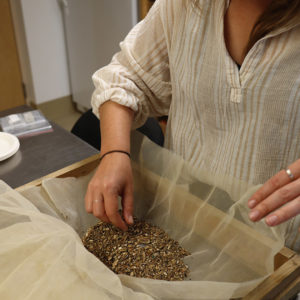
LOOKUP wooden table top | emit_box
[0,105,99,188]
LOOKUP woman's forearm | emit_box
[99,101,134,154]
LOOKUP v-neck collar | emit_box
[219,0,255,102]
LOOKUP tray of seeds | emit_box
[82,217,190,281]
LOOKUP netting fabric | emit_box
[0,134,289,299]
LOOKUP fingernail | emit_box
[128,215,134,224]
[249,210,260,221]
[266,215,278,226]
[248,199,256,208]
[86,204,92,213]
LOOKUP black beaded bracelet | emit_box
[99,150,131,162]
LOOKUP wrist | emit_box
[100,150,131,162]
[100,145,130,155]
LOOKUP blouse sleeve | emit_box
[91,0,172,128]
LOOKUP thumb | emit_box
[122,186,134,225]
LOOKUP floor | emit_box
[37,96,82,131]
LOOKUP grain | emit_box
[82,217,190,281]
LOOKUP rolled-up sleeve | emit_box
[91,0,172,128]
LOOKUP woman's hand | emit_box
[248,159,300,228]
[85,152,134,231]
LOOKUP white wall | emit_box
[20,0,70,104]
[62,0,138,110]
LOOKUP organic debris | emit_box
[82,217,190,281]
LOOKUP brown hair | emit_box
[246,0,300,53]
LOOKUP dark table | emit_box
[0,105,99,188]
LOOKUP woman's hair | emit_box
[246,0,300,53]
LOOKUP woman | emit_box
[85,0,300,249]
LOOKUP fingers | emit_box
[248,159,300,209]
[265,196,300,226]
[103,188,128,231]
[122,186,134,225]
[249,178,300,222]
[248,170,291,209]
[85,185,94,213]
[93,197,110,223]
[85,177,132,231]
[248,159,300,226]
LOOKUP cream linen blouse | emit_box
[91,0,300,250]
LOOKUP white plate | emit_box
[0,132,20,162]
